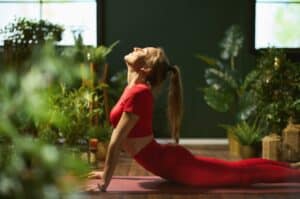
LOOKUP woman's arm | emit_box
[99,111,139,191]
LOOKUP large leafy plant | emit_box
[88,121,113,143]
[196,25,257,123]
[250,49,300,133]
[38,85,105,146]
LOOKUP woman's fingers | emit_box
[87,171,103,179]
[87,173,98,179]
[85,184,100,192]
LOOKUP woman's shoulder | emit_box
[127,83,152,95]
[128,84,152,94]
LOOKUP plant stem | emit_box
[230,56,235,71]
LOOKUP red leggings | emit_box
[134,139,300,187]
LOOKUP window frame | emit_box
[250,0,300,59]
[0,0,104,47]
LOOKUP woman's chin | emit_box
[124,55,131,63]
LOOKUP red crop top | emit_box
[109,83,153,138]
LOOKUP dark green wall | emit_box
[103,0,256,138]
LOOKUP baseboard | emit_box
[156,138,228,145]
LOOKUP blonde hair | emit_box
[145,48,183,144]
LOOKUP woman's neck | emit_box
[127,70,147,88]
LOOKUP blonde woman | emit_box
[88,47,300,191]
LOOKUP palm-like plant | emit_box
[196,25,258,123]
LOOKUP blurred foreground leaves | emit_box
[0,42,92,199]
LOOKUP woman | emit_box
[88,46,300,191]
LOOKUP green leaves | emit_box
[0,41,105,199]
[202,87,234,112]
[232,121,263,146]
[240,70,259,93]
[0,17,64,44]
[205,68,238,90]
[195,54,222,69]
[220,25,244,61]
[251,48,300,132]
[196,25,251,119]
[87,121,112,142]
[94,40,120,63]
[69,35,120,65]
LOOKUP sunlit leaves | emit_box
[202,87,234,112]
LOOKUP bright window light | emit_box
[255,0,300,49]
[0,0,97,46]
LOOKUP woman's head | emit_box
[125,46,184,144]
[124,47,171,90]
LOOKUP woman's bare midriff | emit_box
[122,134,154,157]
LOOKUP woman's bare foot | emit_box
[290,162,300,169]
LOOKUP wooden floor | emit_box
[84,143,300,199]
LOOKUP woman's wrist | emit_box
[97,182,108,192]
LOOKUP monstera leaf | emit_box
[204,68,238,90]
[236,91,257,121]
[240,70,259,94]
[202,87,234,112]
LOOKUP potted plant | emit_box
[40,86,104,146]
[37,35,119,147]
[196,25,259,155]
[230,121,263,159]
[249,49,300,161]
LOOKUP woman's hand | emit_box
[85,171,107,192]
[87,171,104,179]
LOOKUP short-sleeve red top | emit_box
[109,83,153,138]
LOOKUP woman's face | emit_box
[124,47,157,69]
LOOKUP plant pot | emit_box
[240,145,256,159]
[282,122,300,162]
[227,130,241,157]
[96,141,109,161]
[262,133,281,161]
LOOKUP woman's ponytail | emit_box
[167,65,183,144]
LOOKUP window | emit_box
[253,0,300,50]
[0,0,98,46]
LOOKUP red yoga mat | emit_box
[84,176,300,194]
